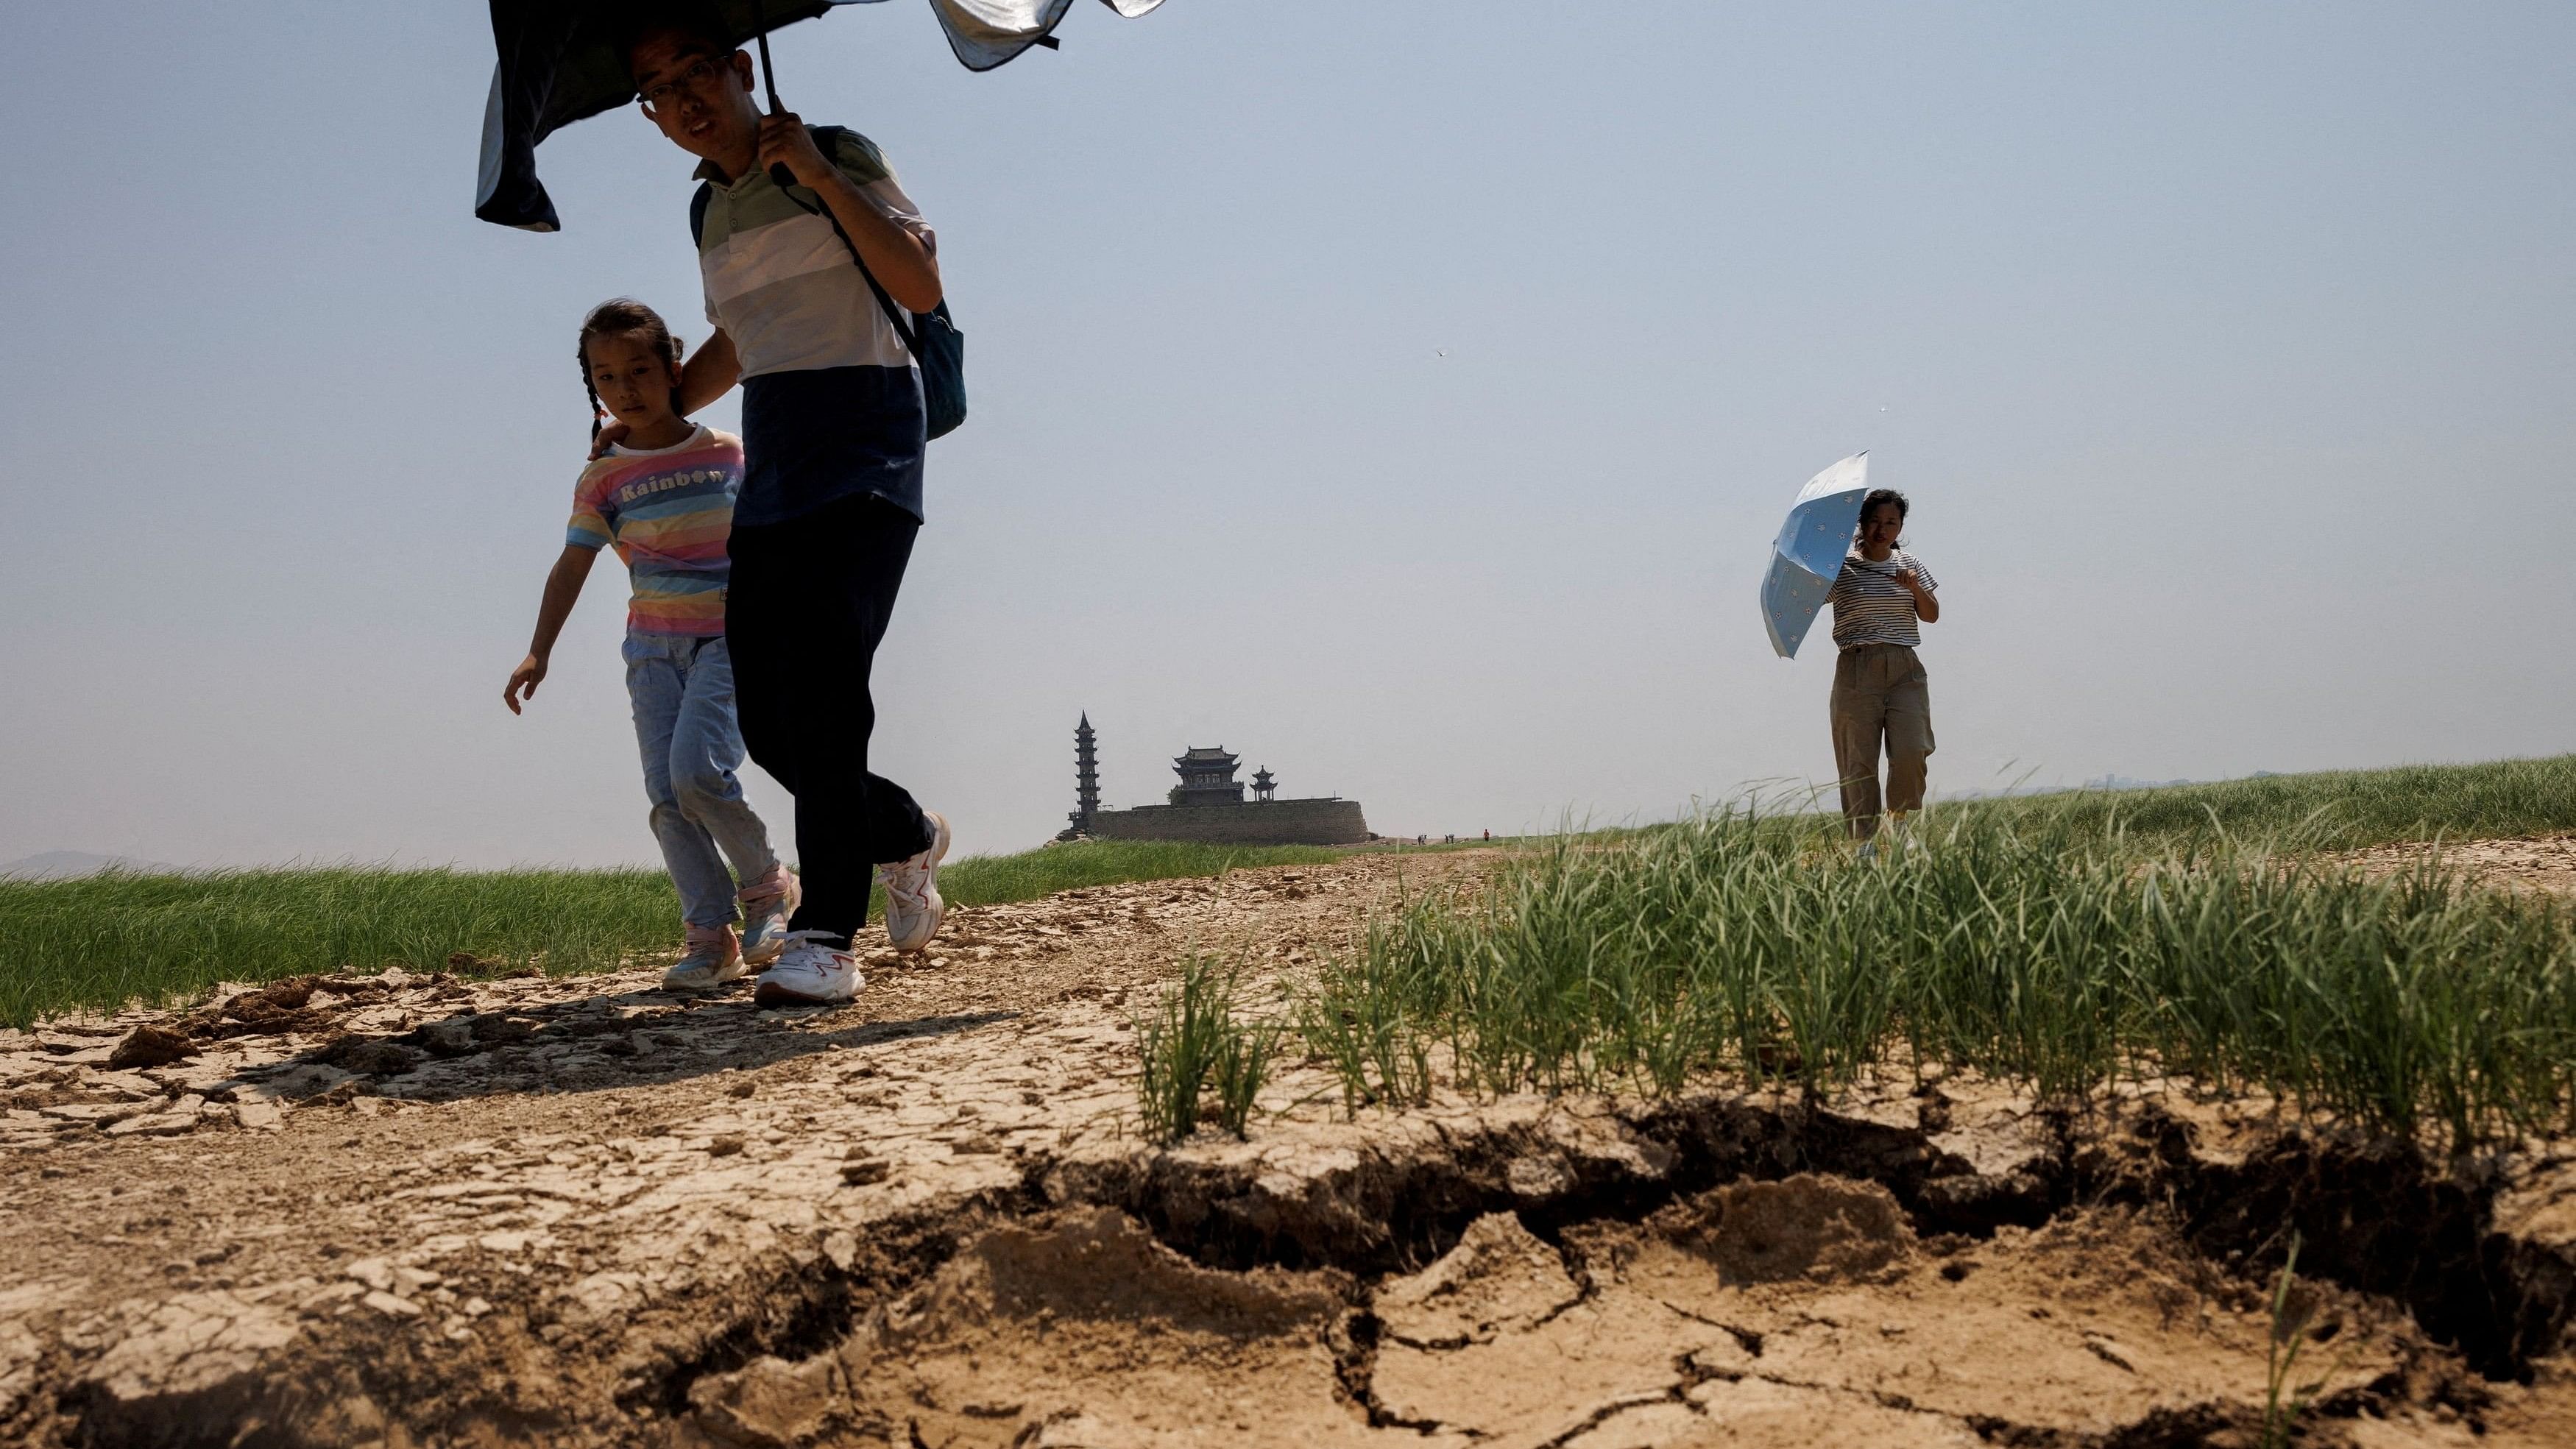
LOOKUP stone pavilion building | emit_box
[1057,716,1370,846]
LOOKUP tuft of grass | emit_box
[1295,902,1447,1112]
[2260,1233,2352,1448]
[0,839,1346,1029]
[1209,1005,1284,1140]
[1300,798,2576,1147]
[1136,954,1275,1143]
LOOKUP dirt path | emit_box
[4,846,2574,1448]
[2341,833,2576,894]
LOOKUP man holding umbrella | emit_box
[617,4,949,1004]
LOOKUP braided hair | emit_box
[578,297,684,444]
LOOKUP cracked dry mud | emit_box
[7,847,2576,1448]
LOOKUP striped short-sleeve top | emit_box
[1828,548,1938,650]
[565,425,741,638]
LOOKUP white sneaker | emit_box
[880,812,950,954]
[751,931,863,1006]
[1855,840,1879,863]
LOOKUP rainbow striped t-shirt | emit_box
[565,425,741,637]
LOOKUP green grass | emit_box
[1945,754,2576,851]
[13,755,2575,1053]
[1300,795,2576,1147]
[1136,954,1281,1144]
[0,839,1343,1030]
[0,867,676,1032]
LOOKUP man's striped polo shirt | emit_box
[695,127,931,526]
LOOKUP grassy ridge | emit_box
[8,757,2571,1037]
[1302,796,2576,1147]
[0,840,1340,1029]
[1945,754,2576,851]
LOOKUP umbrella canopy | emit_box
[477,0,1170,231]
[1759,453,1870,659]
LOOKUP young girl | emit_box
[504,298,796,989]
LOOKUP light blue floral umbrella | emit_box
[1760,452,1870,659]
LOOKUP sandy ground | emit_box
[4,846,2575,1448]
[2341,834,2576,895]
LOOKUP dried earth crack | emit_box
[4,848,2575,1447]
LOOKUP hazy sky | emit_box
[3,2,2570,869]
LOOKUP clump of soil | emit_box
[1373,1211,1577,1347]
[104,1026,194,1071]
[1646,1172,1916,1286]
[222,977,314,1022]
[698,1208,1359,1448]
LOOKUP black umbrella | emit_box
[476,0,1167,231]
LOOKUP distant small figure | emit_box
[1482,829,1490,842]
[1827,487,1942,857]
[1417,835,1427,846]
[1444,834,1456,844]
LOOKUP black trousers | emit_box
[724,493,935,941]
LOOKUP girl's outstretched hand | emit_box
[503,653,548,715]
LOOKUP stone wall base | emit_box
[1080,798,1370,847]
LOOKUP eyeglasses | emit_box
[638,57,727,115]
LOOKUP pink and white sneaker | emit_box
[661,926,744,992]
[738,868,802,967]
[751,931,864,1006]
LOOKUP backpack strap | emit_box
[689,181,712,249]
[773,131,923,355]
[843,233,923,358]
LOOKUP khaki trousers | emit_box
[1830,644,1933,841]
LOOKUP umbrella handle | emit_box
[754,7,798,189]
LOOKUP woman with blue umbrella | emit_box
[1827,489,1940,857]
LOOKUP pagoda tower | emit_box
[1168,746,1246,807]
[1071,713,1100,829]
[1051,722,1367,845]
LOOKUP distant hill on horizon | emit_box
[0,850,183,881]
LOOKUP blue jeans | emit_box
[623,633,780,930]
